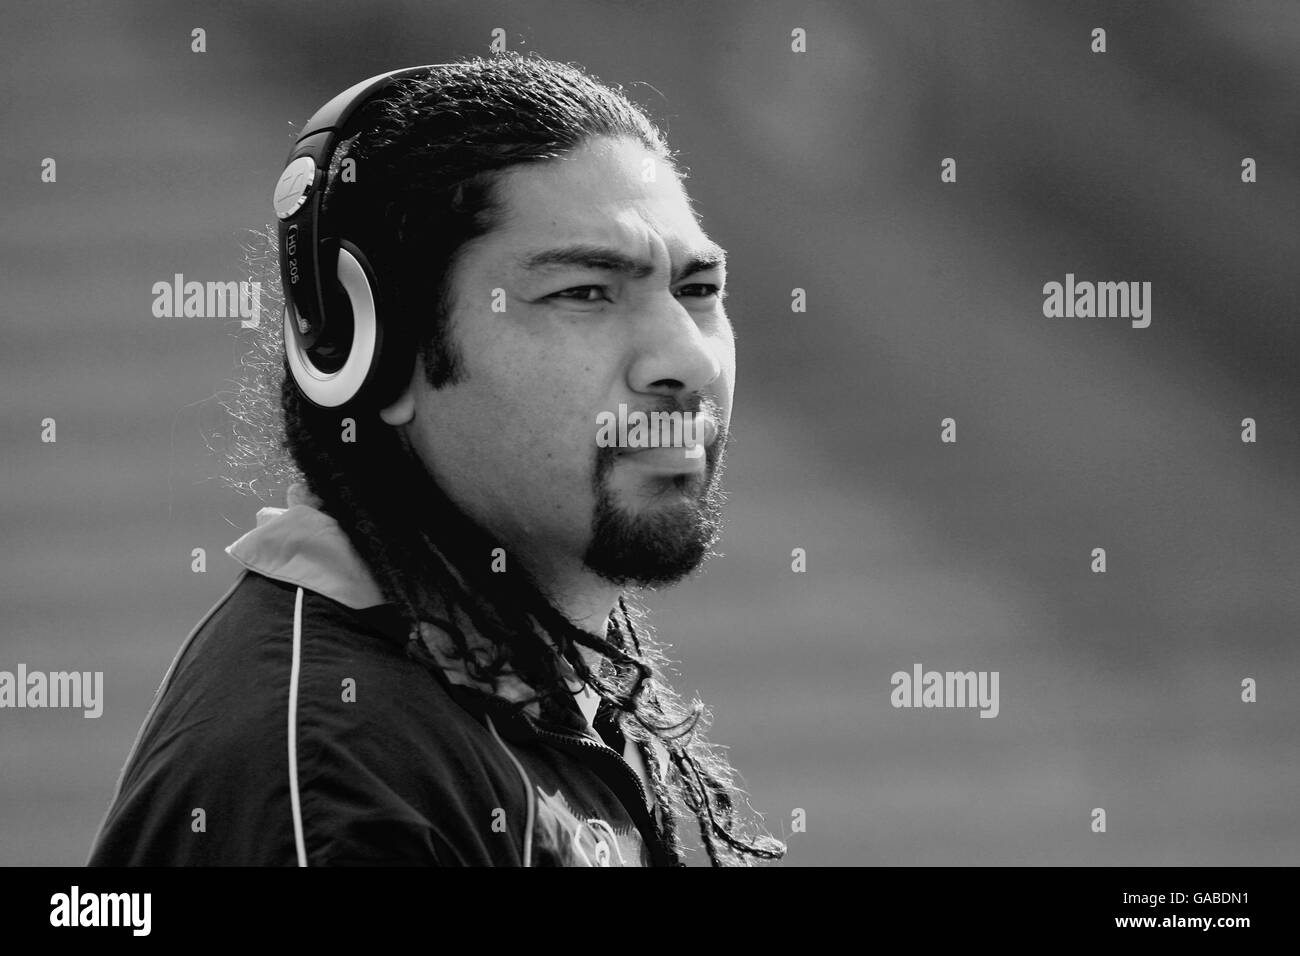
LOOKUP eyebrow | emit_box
[515,243,727,284]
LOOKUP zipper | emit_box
[526,721,673,865]
[532,723,650,810]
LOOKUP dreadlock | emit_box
[228,52,785,866]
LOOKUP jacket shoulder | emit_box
[89,572,509,866]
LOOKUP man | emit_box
[88,53,783,867]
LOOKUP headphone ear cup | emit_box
[358,248,417,412]
[284,239,382,409]
[338,240,419,411]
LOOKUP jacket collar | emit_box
[224,482,601,730]
[224,481,386,610]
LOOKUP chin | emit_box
[582,494,722,588]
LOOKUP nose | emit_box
[626,293,723,399]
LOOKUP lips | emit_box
[618,445,708,473]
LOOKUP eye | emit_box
[548,285,607,302]
[676,283,726,301]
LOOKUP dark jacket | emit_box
[87,488,679,867]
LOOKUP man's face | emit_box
[400,134,736,588]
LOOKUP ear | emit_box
[378,384,415,426]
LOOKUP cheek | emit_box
[485,333,621,444]
[439,308,627,486]
[714,332,738,418]
[411,380,600,532]
[440,357,603,491]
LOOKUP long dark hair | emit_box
[228,52,784,866]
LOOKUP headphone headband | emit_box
[273,64,453,407]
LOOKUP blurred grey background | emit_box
[2,0,1297,866]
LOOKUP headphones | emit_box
[272,64,451,409]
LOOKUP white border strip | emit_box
[486,714,535,867]
[287,586,309,867]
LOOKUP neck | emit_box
[525,554,622,675]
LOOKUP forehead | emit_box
[488,135,712,261]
